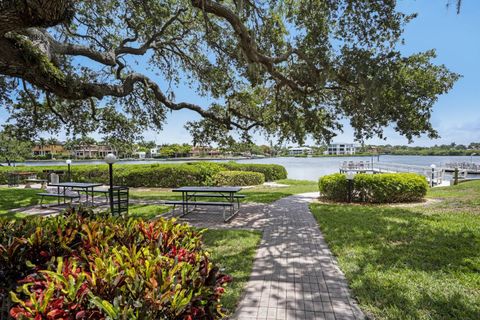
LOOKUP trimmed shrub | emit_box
[318,173,349,202]
[354,173,428,203]
[214,171,265,186]
[219,162,287,181]
[1,209,231,319]
[0,162,286,187]
[319,173,428,203]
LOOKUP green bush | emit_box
[0,162,286,187]
[214,171,265,186]
[1,209,231,319]
[318,173,349,202]
[354,173,428,203]
[319,173,428,203]
[219,162,287,181]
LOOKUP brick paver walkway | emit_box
[232,193,364,320]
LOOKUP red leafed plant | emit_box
[1,210,232,320]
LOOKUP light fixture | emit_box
[346,171,355,180]
[105,153,117,164]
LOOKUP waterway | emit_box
[8,155,480,180]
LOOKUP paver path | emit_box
[232,193,364,320]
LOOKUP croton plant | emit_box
[0,208,231,319]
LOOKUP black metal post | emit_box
[109,163,114,215]
[431,167,435,188]
[347,179,353,202]
[68,164,71,181]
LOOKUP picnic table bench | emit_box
[166,186,243,222]
[25,178,48,189]
[37,192,80,207]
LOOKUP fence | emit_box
[372,162,444,185]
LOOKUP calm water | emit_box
[9,155,480,180]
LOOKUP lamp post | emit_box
[105,153,117,215]
[430,164,436,188]
[66,159,72,181]
[346,171,355,202]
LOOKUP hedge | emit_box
[318,173,350,202]
[218,162,287,181]
[319,173,428,203]
[214,171,265,186]
[0,162,285,188]
[1,209,231,319]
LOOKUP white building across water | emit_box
[288,147,313,155]
[325,143,357,155]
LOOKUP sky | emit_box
[1,1,479,147]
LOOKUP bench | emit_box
[37,192,80,207]
[164,200,235,221]
[187,193,244,206]
[90,188,110,203]
[25,179,48,189]
[187,194,245,198]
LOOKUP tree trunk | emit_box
[0,0,75,35]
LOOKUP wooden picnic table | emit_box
[167,186,244,222]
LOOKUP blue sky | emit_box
[2,1,479,146]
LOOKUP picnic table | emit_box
[166,186,244,222]
[38,182,103,207]
[7,171,35,187]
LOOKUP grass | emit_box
[202,229,261,314]
[0,188,43,219]
[310,180,480,319]
[426,180,480,214]
[239,179,318,203]
[128,204,170,219]
[130,179,318,204]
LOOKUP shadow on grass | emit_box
[311,204,480,319]
[0,189,41,210]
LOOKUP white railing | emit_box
[372,162,444,185]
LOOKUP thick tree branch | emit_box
[0,0,74,35]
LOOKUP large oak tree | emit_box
[0,0,459,144]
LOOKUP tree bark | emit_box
[0,0,75,35]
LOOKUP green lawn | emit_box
[0,188,43,219]
[202,229,261,314]
[130,179,318,204]
[128,204,170,219]
[310,180,480,319]
[426,180,480,214]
